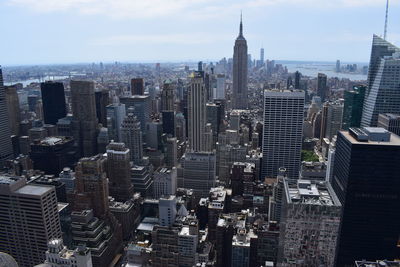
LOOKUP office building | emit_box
[182,151,216,198]
[4,85,21,136]
[294,71,301,89]
[106,103,126,142]
[320,101,344,141]
[120,108,143,164]
[70,80,98,157]
[95,89,109,126]
[332,127,400,266]
[164,137,177,168]
[342,85,366,130]
[188,71,207,151]
[131,78,144,95]
[377,113,400,135]
[278,179,341,266]
[178,223,199,267]
[40,81,67,125]
[161,79,175,112]
[0,174,62,267]
[317,73,328,102]
[232,15,248,109]
[120,95,150,133]
[215,74,226,99]
[361,35,400,127]
[97,127,109,153]
[261,90,305,179]
[146,121,163,150]
[30,136,78,175]
[0,68,13,167]
[151,225,180,267]
[106,142,134,202]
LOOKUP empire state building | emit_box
[232,14,248,109]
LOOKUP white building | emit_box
[261,89,305,179]
[158,196,177,227]
[42,239,92,267]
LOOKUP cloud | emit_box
[7,0,400,19]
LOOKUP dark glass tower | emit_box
[332,128,400,266]
[342,85,366,130]
[40,81,67,125]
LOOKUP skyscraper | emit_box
[317,73,328,102]
[342,85,366,130]
[106,102,126,142]
[120,108,143,164]
[161,80,176,137]
[232,14,248,109]
[294,71,301,90]
[131,78,144,95]
[361,35,400,127]
[70,80,99,157]
[95,89,109,126]
[188,71,207,152]
[377,113,400,135]
[260,47,264,66]
[106,142,134,202]
[332,127,400,266]
[0,174,62,267]
[40,81,67,125]
[0,68,13,167]
[261,89,305,179]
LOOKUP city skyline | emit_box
[1,0,400,65]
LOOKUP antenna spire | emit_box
[239,11,243,37]
[384,0,389,40]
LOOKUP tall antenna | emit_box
[384,0,389,40]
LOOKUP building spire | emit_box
[384,0,389,40]
[239,11,243,37]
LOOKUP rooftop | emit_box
[15,184,53,196]
[344,127,400,145]
[285,179,341,206]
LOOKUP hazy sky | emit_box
[1,0,399,65]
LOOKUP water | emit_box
[279,61,368,81]
[4,75,70,87]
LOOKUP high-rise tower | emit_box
[261,89,305,179]
[0,68,13,167]
[70,80,99,157]
[188,71,207,152]
[120,107,143,164]
[106,142,134,202]
[361,35,400,127]
[40,81,67,125]
[332,127,400,266]
[232,14,248,109]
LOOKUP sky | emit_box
[0,0,399,65]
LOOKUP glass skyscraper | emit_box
[361,35,400,127]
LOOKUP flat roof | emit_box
[341,130,400,146]
[15,184,52,196]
